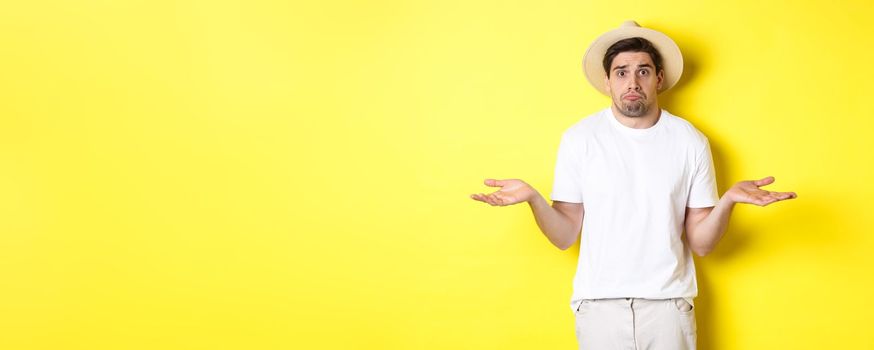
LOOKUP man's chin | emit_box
[620,103,647,118]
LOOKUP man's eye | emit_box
[639,70,648,76]
[617,71,625,77]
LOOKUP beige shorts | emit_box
[573,297,696,350]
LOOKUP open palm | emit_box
[725,176,797,206]
[470,179,535,206]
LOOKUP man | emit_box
[470,21,797,349]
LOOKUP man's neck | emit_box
[610,104,661,129]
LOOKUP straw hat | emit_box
[583,20,683,96]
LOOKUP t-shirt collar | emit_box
[606,107,665,136]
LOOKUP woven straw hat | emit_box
[583,20,683,95]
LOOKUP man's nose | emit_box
[628,77,641,91]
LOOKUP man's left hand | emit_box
[725,176,797,206]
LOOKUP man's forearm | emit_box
[526,193,580,250]
[687,196,738,256]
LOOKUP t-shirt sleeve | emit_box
[687,138,719,208]
[550,132,584,203]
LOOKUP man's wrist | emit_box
[526,190,545,207]
[718,194,738,207]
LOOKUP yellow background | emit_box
[1,0,872,349]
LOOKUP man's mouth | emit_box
[623,94,642,101]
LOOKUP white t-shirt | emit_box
[550,108,718,311]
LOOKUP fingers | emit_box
[470,193,504,206]
[484,178,505,187]
[474,179,511,206]
[470,193,491,204]
[764,190,797,201]
[774,191,797,200]
[753,191,798,207]
[753,176,775,187]
[490,193,504,206]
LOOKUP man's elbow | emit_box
[556,238,577,251]
[686,231,714,257]
[691,245,712,257]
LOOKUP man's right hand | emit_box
[470,179,536,206]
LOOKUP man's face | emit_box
[604,51,664,118]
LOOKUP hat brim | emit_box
[583,25,683,96]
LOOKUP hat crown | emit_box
[582,20,684,96]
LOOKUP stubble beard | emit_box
[617,98,648,118]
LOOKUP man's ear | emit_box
[657,69,664,90]
[604,75,611,94]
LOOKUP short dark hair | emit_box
[602,37,663,76]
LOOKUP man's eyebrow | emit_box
[612,63,653,71]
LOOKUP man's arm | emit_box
[471,178,584,250]
[685,176,797,257]
[528,195,584,250]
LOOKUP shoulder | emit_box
[562,108,609,140]
[660,110,710,147]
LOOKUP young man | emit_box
[470,21,796,349]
